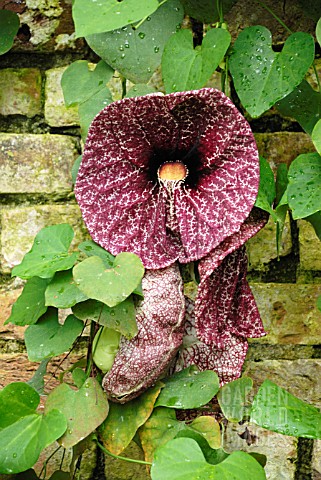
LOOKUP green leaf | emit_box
[73,0,160,37]
[71,155,82,185]
[86,0,183,84]
[5,277,49,326]
[255,157,276,218]
[78,87,113,140]
[250,379,321,438]
[150,438,267,479]
[177,416,221,450]
[155,366,220,409]
[27,359,50,395]
[317,294,321,312]
[162,27,231,93]
[306,211,321,241]
[229,27,315,118]
[24,309,83,361]
[12,224,77,280]
[16,470,40,480]
[78,240,114,267]
[45,377,109,448]
[276,80,321,135]
[217,377,253,422]
[72,368,87,389]
[0,382,40,430]
[0,410,67,475]
[61,60,114,107]
[45,269,88,308]
[72,298,138,338]
[275,163,288,206]
[99,383,162,454]
[48,472,71,480]
[317,18,321,47]
[92,326,121,373]
[178,0,237,23]
[312,118,321,155]
[73,253,144,308]
[287,152,321,219]
[125,84,157,98]
[0,10,20,55]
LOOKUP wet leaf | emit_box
[230,26,314,117]
[12,224,77,280]
[155,366,219,409]
[45,270,88,308]
[78,87,113,140]
[73,253,144,308]
[181,416,221,450]
[78,240,114,267]
[5,277,49,326]
[0,9,20,55]
[162,27,231,93]
[25,309,83,361]
[217,377,253,422]
[125,84,157,98]
[45,377,109,448]
[251,379,321,438]
[99,383,161,454]
[86,0,183,84]
[0,382,40,430]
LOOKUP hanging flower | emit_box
[75,88,260,270]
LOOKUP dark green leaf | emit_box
[155,366,220,409]
[73,253,144,308]
[179,0,237,23]
[312,118,321,155]
[71,155,82,185]
[93,326,121,372]
[229,27,315,117]
[48,472,71,480]
[276,80,321,135]
[317,18,321,46]
[287,153,321,219]
[45,269,88,308]
[72,298,138,338]
[251,379,321,438]
[150,438,267,479]
[86,0,183,84]
[5,277,49,326]
[275,163,288,206]
[0,382,40,430]
[72,368,87,389]
[61,60,114,107]
[24,309,83,361]
[255,157,276,218]
[125,84,157,98]
[16,470,39,480]
[78,240,114,267]
[27,359,50,395]
[0,9,20,55]
[217,377,253,422]
[45,377,109,448]
[11,224,77,280]
[162,27,231,93]
[306,211,321,241]
[73,0,159,37]
[78,88,113,140]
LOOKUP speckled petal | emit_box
[103,263,185,403]
[174,298,248,385]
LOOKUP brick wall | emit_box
[1,1,321,479]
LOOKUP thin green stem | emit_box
[120,75,127,99]
[216,0,224,24]
[95,440,152,466]
[254,0,292,34]
[39,445,62,479]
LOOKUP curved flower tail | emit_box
[173,298,248,385]
[103,263,185,403]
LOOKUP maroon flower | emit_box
[75,88,260,270]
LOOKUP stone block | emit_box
[298,220,321,271]
[104,441,150,480]
[255,132,315,170]
[0,68,42,117]
[0,281,25,341]
[0,133,78,194]
[223,422,297,480]
[45,67,79,127]
[247,215,292,271]
[312,441,321,479]
[0,204,88,273]
[250,283,321,345]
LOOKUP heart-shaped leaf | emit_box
[12,224,77,280]
[0,9,20,55]
[86,0,184,84]
[251,379,321,438]
[5,277,49,326]
[162,27,231,93]
[61,60,114,107]
[24,309,83,361]
[78,240,114,267]
[45,270,88,308]
[150,438,266,479]
[99,383,162,455]
[229,26,315,117]
[125,84,157,98]
[287,152,321,219]
[45,377,109,448]
[73,253,144,308]
[73,0,159,37]
[217,377,253,422]
[0,382,40,430]
[155,366,220,409]
[72,298,138,338]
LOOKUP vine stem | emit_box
[39,445,62,479]
[95,439,152,466]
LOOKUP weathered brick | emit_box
[44,67,79,127]
[312,441,321,479]
[0,133,78,194]
[224,422,297,480]
[0,281,24,341]
[298,220,321,272]
[250,283,321,345]
[0,68,42,117]
[104,442,150,480]
[247,215,292,271]
[0,204,88,273]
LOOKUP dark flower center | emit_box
[158,162,188,182]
